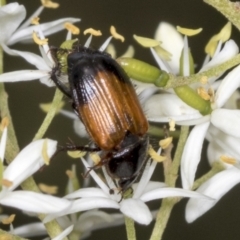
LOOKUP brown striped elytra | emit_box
[50,44,149,193]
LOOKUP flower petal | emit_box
[0,191,70,213]
[0,70,49,82]
[211,109,240,138]
[77,210,124,232]
[181,122,210,189]
[13,222,46,237]
[44,197,120,223]
[120,199,152,225]
[154,22,183,74]
[214,65,240,108]
[206,125,240,163]
[144,94,200,122]
[185,168,240,223]
[8,18,80,45]
[2,44,48,70]
[65,188,109,199]
[140,187,210,202]
[3,139,57,191]
[200,40,239,74]
[0,3,26,43]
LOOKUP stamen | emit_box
[64,22,80,35]
[208,87,215,101]
[31,17,40,25]
[90,153,101,164]
[98,36,112,52]
[169,119,176,131]
[66,169,75,179]
[67,151,86,158]
[159,137,173,149]
[41,0,59,8]
[42,139,50,165]
[38,183,58,194]
[177,26,202,36]
[1,179,13,187]
[154,45,172,61]
[133,35,160,47]
[84,28,102,36]
[39,101,65,113]
[0,117,9,131]
[84,35,93,48]
[200,76,208,85]
[197,87,211,100]
[148,145,166,162]
[182,36,190,76]
[205,22,231,57]
[220,155,237,165]
[1,214,15,225]
[110,26,125,42]
[32,31,48,45]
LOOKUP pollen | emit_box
[64,22,80,35]
[1,214,15,225]
[169,119,176,131]
[0,117,9,131]
[42,139,50,165]
[200,76,208,85]
[159,137,173,149]
[148,145,166,162]
[177,26,202,36]
[1,179,13,187]
[110,26,125,42]
[205,22,232,57]
[133,35,160,47]
[67,150,86,158]
[220,155,237,165]
[39,101,65,113]
[83,28,102,36]
[66,169,75,179]
[38,183,58,194]
[41,0,59,8]
[32,31,48,45]
[31,17,40,25]
[90,153,101,164]
[197,87,211,100]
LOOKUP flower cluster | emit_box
[0,1,240,240]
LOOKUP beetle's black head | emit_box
[106,133,149,193]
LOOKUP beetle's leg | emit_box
[50,66,72,98]
[82,152,112,178]
[51,144,101,161]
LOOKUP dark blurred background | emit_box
[2,0,240,239]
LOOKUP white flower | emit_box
[146,24,239,124]
[143,22,240,223]
[0,124,70,213]
[0,2,80,48]
[44,154,210,225]
[0,2,80,86]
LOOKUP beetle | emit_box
[50,44,149,193]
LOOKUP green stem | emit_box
[150,126,189,240]
[0,229,29,240]
[165,53,240,88]
[204,0,240,31]
[192,161,225,190]
[33,88,63,140]
[125,216,136,240]
[0,50,67,239]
